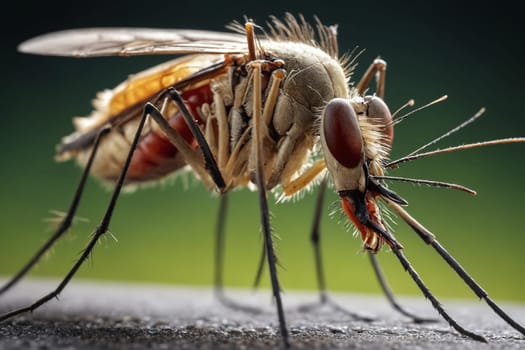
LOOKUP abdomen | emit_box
[59,55,222,185]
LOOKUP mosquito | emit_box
[1,13,524,347]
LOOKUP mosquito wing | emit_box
[18,27,248,57]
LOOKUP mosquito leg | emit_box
[165,88,226,191]
[281,160,326,196]
[295,178,329,311]
[292,179,328,309]
[251,61,290,347]
[0,102,152,322]
[214,194,228,295]
[387,200,525,335]
[356,58,386,99]
[251,65,286,292]
[370,222,487,342]
[311,178,328,304]
[432,240,525,334]
[392,248,486,341]
[144,87,226,191]
[295,179,374,321]
[368,252,437,323]
[213,194,262,314]
[0,126,110,297]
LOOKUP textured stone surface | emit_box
[0,279,524,349]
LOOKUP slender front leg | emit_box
[0,126,110,297]
[250,61,290,348]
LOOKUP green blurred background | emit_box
[1,0,524,304]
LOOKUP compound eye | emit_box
[322,98,363,168]
[364,95,394,146]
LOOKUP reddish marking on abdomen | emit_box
[127,84,213,181]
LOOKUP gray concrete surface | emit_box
[0,279,524,349]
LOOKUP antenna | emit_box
[391,95,448,126]
[391,99,415,119]
[406,107,486,157]
[372,175,477,195]
[386,137,525,168]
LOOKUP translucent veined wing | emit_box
[18,27,248,57]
